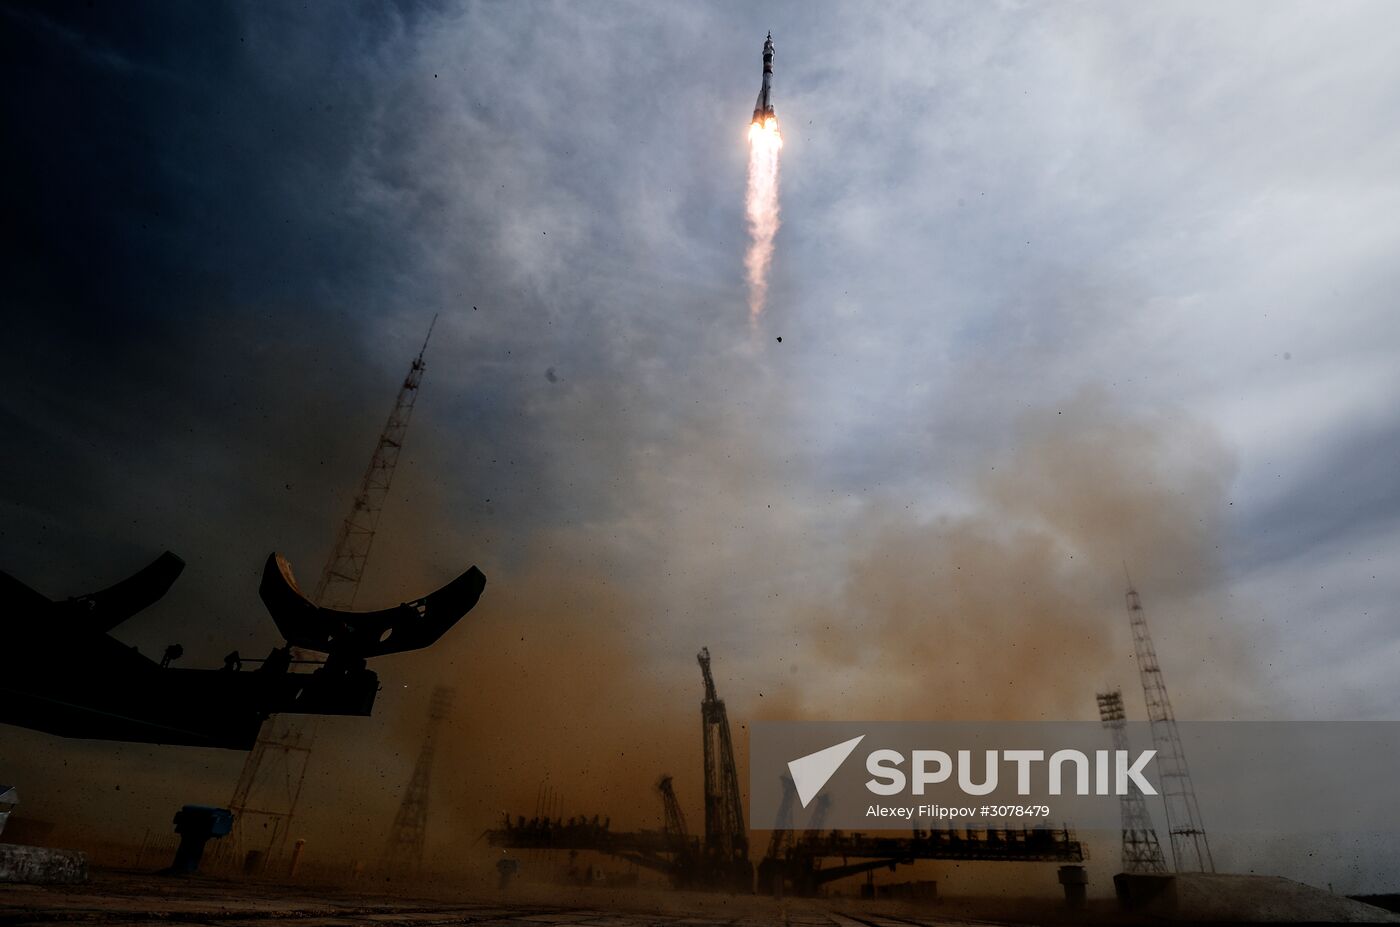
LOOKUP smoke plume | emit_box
[744,118,783,322]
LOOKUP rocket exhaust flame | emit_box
[746,32,781,323]
[746,117,783,323]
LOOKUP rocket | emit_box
[752,31,775,125]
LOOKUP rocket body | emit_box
[752,32,775,124]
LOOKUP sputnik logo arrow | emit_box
[788,735,865,808]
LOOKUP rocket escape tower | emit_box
[226,319,438,868]
[697,647,752,890]
[1096,689,1168,874]
[1126,583,1215,873]
[384,686,455,875]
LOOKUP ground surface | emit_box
[0,870,1041,927]
[8,869,1399,926]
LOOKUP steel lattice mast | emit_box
[385,686,455,874]
[763,775,796,865]
[315,316,436,609]
[223,716,314,870]
[225,319,438,869]
[697,647,749,885]
[658,775,694,861]
[1126,582,1215,872]
[1096,689,1167,874]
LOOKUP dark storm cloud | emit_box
[0,0,563,592]
[1235,418,1400,575]
[3,0,390,614]
[4,3,386,332]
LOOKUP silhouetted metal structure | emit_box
[385,686,455,875]
[1126,581,1215,872]
[485,645,1085,895]
[697,647,751,890]
[807,793,831,833]
[488,816,1084,897]
[658,775,693,864]
[315,317,436,610]
[762,775,796,871]
[777,826,1085,896]
[228,319,439,866]
[1097,688,1168,874]
[757,775,841,896]
[747,776,1082,896]
[224,716,311,870]
[0,551,479,752]
[488,815,675,875]
[487,649,753,892]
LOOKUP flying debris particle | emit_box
[545,367,558,383]
[776,336,782,343]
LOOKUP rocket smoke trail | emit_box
[746,32,782,323]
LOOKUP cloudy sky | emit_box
[3,0,1399,892]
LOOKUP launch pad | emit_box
[487,649,1085,898]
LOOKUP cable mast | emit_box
[316,315,436,609]
[384,686,455,875]
[1096,688,1167,873]
[225,318,438,870]
[658,774,695,866]
[697,647,751,890]
[1125,581,1215,872]
[763,775,796,865]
